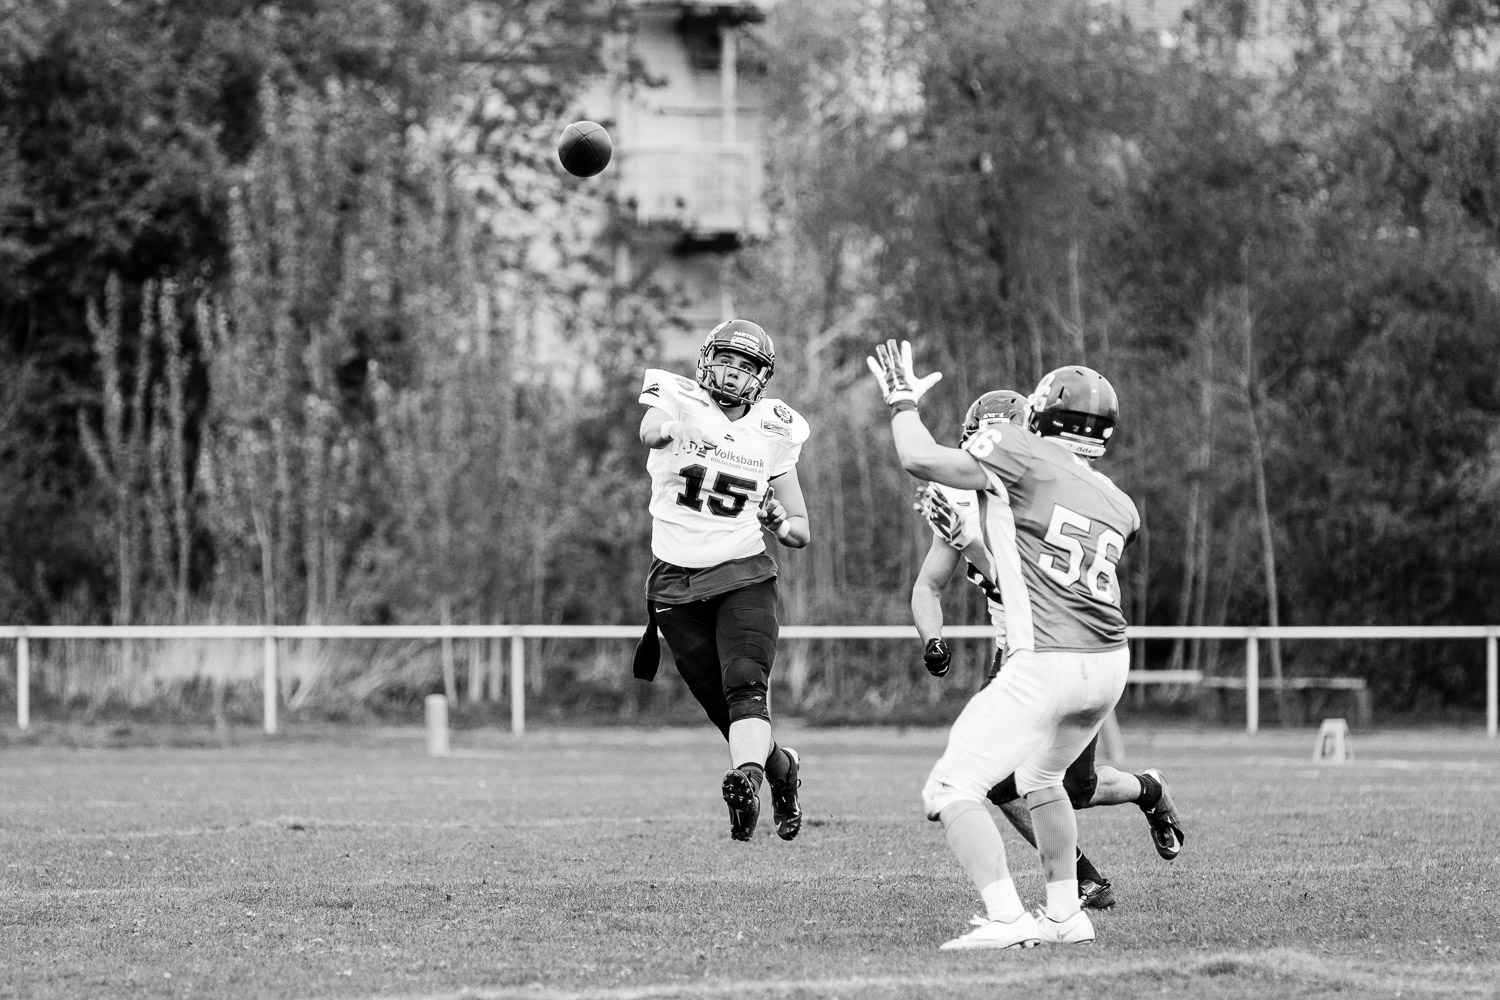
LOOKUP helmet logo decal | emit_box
[1028,372,1057,412]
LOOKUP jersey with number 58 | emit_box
[640,368,810,568]
[963,425,1139,652]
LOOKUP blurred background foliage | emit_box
[1,0,1498,723]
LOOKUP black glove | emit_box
[923,637,952,678]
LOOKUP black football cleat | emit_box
[1140,768,1185,860]
[721,767,761,842]
[1079,877,1117,911]
[768,747,803,841]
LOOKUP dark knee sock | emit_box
[1075,848,1105,885]
[738,761,765,791]
[764,743,792,783]
[1135,772,1162,809]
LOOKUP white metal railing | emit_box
[2,624,1496,738]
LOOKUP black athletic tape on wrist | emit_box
[889,399,918,415]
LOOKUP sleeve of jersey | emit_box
[961,426,1033,495]
[768,403,811,478]
[1124,499,1143,550]
[639,368,681,416]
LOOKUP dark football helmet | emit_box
[1026,366,1118,458]
[696,319,775,406]
[961,389,1028,444]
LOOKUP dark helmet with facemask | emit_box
[696,319,775,406]
[1027,366,1119,458]
[961,389,1029,443]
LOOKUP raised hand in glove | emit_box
[923,637,952,678]
[866,339,943,411]
[914,483,976,550]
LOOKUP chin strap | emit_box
[1054,434,1106,459]
[703,370,766,407]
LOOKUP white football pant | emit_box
[922,647,1130,819]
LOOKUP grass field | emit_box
[2,723,1498,1000]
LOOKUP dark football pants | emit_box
[982,648,1101,810]
[653,578,779,738]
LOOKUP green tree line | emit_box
[2,1,1497,720]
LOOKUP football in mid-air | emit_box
[557,121,612,177]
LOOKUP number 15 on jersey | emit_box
[675,463,759,518]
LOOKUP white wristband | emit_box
[775,519,794,540]
[660,420,685,442]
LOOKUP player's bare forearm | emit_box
[890,411,989,490]
[912,540,960,643]
[763,469,811,547]
[772,515,810,548]
[911,581,946,643]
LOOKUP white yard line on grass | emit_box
[324,949,1492,1000]
[0,877,434,901]
[11,814,725,841]
[1207,756,1499,773]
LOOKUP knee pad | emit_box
[723,656,770,724]
[922,766,984,821]
[1064,768,1099,810]
[985,774,1020,808]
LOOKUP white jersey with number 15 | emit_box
[640,369,810,568]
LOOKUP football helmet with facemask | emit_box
[961,389,1028,443]
[1027,366,1118,458]
[696,319,775,407]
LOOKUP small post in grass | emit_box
[17,635,29,730]
[1487,631,1497,740]
[1314,718,1352,763]
[425,693,449,756]
[1245,630,1259,735]
[262,634,279,735]
[510,635,525,736]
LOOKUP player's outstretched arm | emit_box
[865,340,987,490]
[889,413,988,489]
[640,406,717,453]
[760,469,810,548]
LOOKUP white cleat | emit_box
[939,912,1043,951]
[1033,908,1095,945]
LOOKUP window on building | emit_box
[677,13,723,70]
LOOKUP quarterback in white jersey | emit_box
[633,319,812,845]
[639,370,809,568]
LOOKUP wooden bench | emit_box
[1197,675,1371,726]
